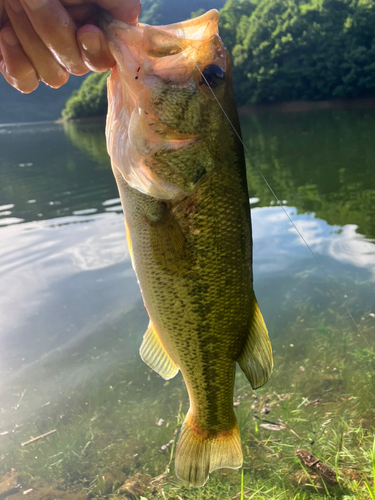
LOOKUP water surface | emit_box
[0,110,374,498]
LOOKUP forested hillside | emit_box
[63,0,375,119]
[62,72,108,121]
[2,0,375,124]
[220,0,375,104]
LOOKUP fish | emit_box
[102,9,273,487]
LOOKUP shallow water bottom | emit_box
[0,113,375,499]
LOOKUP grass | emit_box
[363,438,375,499]
[0,291,375,499]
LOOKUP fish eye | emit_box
[200,64,225,89]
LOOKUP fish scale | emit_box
[104,9,273,487]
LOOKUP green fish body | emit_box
[104,10,273,487]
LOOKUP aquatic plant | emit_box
[1,300,374,499]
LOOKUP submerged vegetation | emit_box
[1,110,375,497]
[63,0,375,119]
[1,295,375,499]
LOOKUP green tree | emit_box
[62,71,109,120]
[219,0,257,54]
[62,0,375,118]
[229,0,375,104]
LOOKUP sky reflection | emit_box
[1,203,374,392]
[253,206,375,281]
[0,212,137,378]
[1,118,374,435]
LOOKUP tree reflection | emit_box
[241,106,375,239]
[62,120,109,168]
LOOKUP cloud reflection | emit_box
[0,212,138,376]
[1,204,375,425]
[252,206,375,280]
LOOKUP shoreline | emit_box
[2,97,375,128]
[238,96,375,115]
[61,97,375,123]
[56,115,106,124]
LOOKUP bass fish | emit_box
[103,9,273,487]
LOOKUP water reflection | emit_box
[0,213,135,370]
[1,114,374,395]
[0,111,374,496]
[62,120,109,166]
[0,122,115,225]
[241,107,375,238]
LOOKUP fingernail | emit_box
[22,0,48,11]
[1,29,18,46]
[79,32,102,55]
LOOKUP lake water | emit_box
[0,109,374,499]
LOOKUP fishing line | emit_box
[151,24,370,347]
[200,74,370,347]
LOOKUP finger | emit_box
[0,26,39,92]
[20,0,88,75]
[61,0,142,25]
[5,0,71,88]
[77,25,114,72]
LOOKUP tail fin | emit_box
[175,411,243,487]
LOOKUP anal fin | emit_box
[237,293,273,389]
[140,321,179,380]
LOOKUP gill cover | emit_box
[103,10,227,199]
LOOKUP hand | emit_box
[0,0,141,93]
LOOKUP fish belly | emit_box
[114,162,261,485]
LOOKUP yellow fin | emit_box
[237,293,273,389]
[124,218,134,269]
[175,411,242,487]
[140,321,179,380]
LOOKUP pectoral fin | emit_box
[237,293,273,389]
[146,201,192,274]
[140,321,179,380]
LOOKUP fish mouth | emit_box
[104,10,226,200]
[100,10,226,87]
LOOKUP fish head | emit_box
[102,10,234,200]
